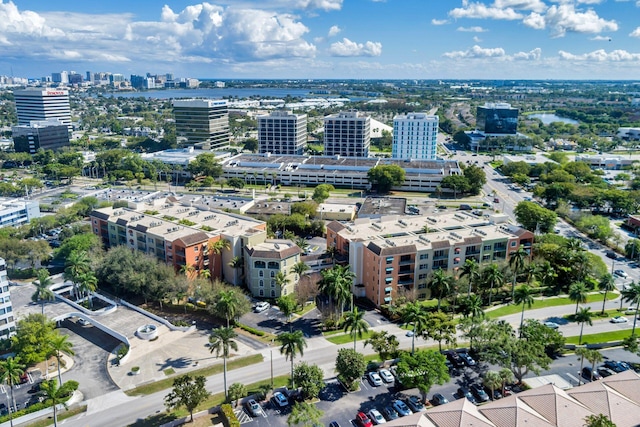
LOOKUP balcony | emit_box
[465,248,480,255]
[398,277,414,286]
[399,266,413,274]
[399,258,414,266]
[433,254,449,261]
[176,250,186,257]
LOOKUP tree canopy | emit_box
[367,165,405,193]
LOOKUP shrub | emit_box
[60,380,79,397]
[238,323,265,337]
[220,403,240,427]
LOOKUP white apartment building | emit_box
[257,111,307,155]
[324,111,371,157]
[0,258,16,339]
[244,239,302,298]
[0,199,41,228]
[392,113,439,160]
[13,89,72,132]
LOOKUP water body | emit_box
[107,87,315,99]
[529,113,579,125]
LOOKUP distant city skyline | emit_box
[1,0,639,80]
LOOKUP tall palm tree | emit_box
[498,368,514,397]
[198,268,211,281]
[482,263,504,306]
[209,327,238,399]
[77,272,98,307]
[215,290,241,327]
[461,294,484,319]
[64,250,91,299]
[48,333,75,386]
[318,266,353,316]
[228,256,244,284]
[39,379,67,427]
[295,238,310,254]
[342,307,369,351]
[514,285,535,338]
[598,274,616,315]
[275,271,291,295]
[508,247,528,300]
[32,269,55,315]
[429,269,453,311]
[401,301,428,354]
[622,281,640,335]
[576,346,589,386]
[292,261,309,281]
[0,356,25,420]
[575,307,594,345]
[569,282,589,314]
[209,238,231,281]
[460,258,480,297]
[179,264,196,280]
[483,371,502,401]
[535,261,557,289]
[585,348,603,382]
[277,330,307,389]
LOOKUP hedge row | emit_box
[220,403,240,427]
[237,323,265,337]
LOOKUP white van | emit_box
[254,302,270,313]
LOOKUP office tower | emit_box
[257,111,307,155]
[392,113,439,160]
[324,111,371,157]
[0,258,15,339]
[13,89,72,131]
[172,99,230,150]
[12,119,70,153]
[86,71,92,82]
[476,102,518,135]
[51,71,68,84]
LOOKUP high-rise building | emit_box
[392,113,439,160]
[0,258,16,339]
[476,102,518,135]
[172,99,230,150]
[51,71,68,84]
[12,119,70,154]
[13,89,72,132]
[324,111,370,157]
[257,111,307,155]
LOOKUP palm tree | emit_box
[566,237,584,252]
[622,281,640,335]
[208,238,231,281]
[295,238,310,254]
[318,266,353,316]
[401,301,428,354]
[429,269,453,311]
[461,294,484,319]
[0,356,25,420]
[277,330,307,389]
[483,371,502,401]
[228,256,244,284]
[508,247,528,301]
[598,274,616,315]
[292,261,309,281]
[275,271,291,295]
[569,282,589,314]
[198,268,211,281]
[482,263,504,306]
[179,263,196,279]
[460,258,480,297]
[536,261,556,289]
[584,348,603,382]
[32,269,55,315]
[575,307,594,345]
[325,246,338,264]
[498,368,514,397]
[48,333,74,386]
[215,290,241,327]
[64,250,91,299]
[77,272,98,307]
[514,285,535,338]
[39,379,67,427]
[209,327,238,399]
[576,346,589,386]
[342,307,369,351]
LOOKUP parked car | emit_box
[606,251,617,259]
[368,371,383,387]
[624,306,638,315]
[610,316,628,323]
[356,412,373,427]
[445,350,464,367]
[19,373,29,384]
[392,399,412,416]
[381,406,399,421]
[378,369,394,383]
[254,301,270,312]
[367,409,386,425]
[614,269,628,278]
[603,360,631,373]
[543,321,560,329]
[457,387,477,405]
[405,396,425,412]
[432,393,449,406]
[486,386,502,400]
[459,351,477,367]
[271,391,289,408]
[582,367,603,381]
[405,330,414,337]
[470,384,490,403]
[329,421,341,427]
[597,367,617,378]
[245,399,261,417]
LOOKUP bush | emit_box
[60,380,79,397]
[220,403,240,427]
[238,323,265,337]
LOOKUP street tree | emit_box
[277,294,298,330]
[39,379,68,427]
[576,346,589,386]
[428,269,453,311]
[335,348,366,391]
[483,371,502,401]
[209,327,238,399]
[0,356,25,418]
[459,294,484,319]
[277,330,307,389]
[514,201,557,233]
[367,165,405,193]
[520,319,566,356]
[48,332,75,386]
[364,330,399,361]
[422,311,457,351]
[31,269,55,315]
[622,281,640,335]
[401,301,428,354]
[227,382,247,406]
[342,307,369,351]
[312,184,334,203]
[213,289,244,327]
[569,282,589,314]
[584,349,603,382]
[514,285,535,337]
[509,247,529,300]
[395,349,449,403]
[498,368,515,397]
[287,402,324,427]
[293,362,324,399]
[575,307,594,345]
[164,375,210,423]
[598,274,616,315]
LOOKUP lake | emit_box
[529,113,579,125]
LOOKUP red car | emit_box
[356,412,373,427]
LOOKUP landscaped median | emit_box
[565,329,635,346]
[486,291,619,319]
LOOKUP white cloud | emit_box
[513,47,542,60]
[493,0,547,13]
[431,18,449,25]
[558,49,640,61]
[328,25,341,36]
[289,0,343,11]
[473,36,483,42]
[457,26,488,32]
[449,1,523,20]
[590,35,612,40]
[523,12,546,29]
[524,4,618,37]
[630,27,640,37]
[328,38,382,56]
[443,45,506,59]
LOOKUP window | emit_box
[195,256,199,262]
[259,280,264,287]
[194,246,199,252]
[386,257,394,264]
[418,273,427,280]
[418,283,426,289]
[270,290,276,297]
[271,280,276,287]
[270,271,275,278]
[511,241,517,247]
[255,261,266,268]
[259,270,264,277]
[483,245,492,251]
[419,264,428,270]
[259,289,264,297]
[419,254,428,260]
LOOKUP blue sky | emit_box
[1,0,640,80]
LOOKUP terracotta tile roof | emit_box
[599,369,640,404]
[431,240,451,249]
[425,398,495,427]
[175,231,210,247]
[515,384,593,427]
[567,380,640,427]
[479,395,555,427]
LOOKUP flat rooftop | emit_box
[358,197,407,217]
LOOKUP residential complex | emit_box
[12,119,70,153]
[326,211,533,307]
[476,102,519,135]
[244,239,302,298]
[392,113,439,160]
[90,196,267,285]
[323,111,370,157]
[0,258,15,339]
[257,111,307,155]
[172,99,230,150]
[12,88,72,132]
[0,198,41,228]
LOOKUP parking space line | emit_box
[565,372,580,385]
[234,408,252,424]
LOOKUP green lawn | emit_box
[565,329,635,345]
[486,292,618,319]
[25,405,87,427]
[326,330,373,345]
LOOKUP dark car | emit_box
[603,360,631,373]
[606,251,617,259]
[597,367,616,378]
[486,386,502,400]
[458,387,477,404]
[470,384,490,403]
[582,367,603,381]
[445,351,464,367]
[405,396,425,412]
[381,406,399,421]
[432,393,449,406]
[329,422,341,427]
[459,352,477,367]
[27,382,41,394]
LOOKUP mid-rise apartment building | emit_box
[90,197,267,284]
[0,258,16,339]
[172,99,230,150]
[257,111,307,155]
[324,111,370,157]
[13,89,72,132]
[392,113,439,160]
[0,198,41,228]
[326,211,534,307]
[244,239,302,298]
[12,119,70,153]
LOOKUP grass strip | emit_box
[26,405,87,427]
[486,292,618,319]
[326,330,373,345]
[565,329,634,345]
[125,354,264,396]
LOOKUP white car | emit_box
[378,369,394,383]
[254,302,270,312]
[544,321,560,329]
[625,306,638,315]
[614,269,628,278]
[368,371,383,387]
[368,409,386,425]
[611,316,629,323]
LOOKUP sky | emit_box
[1,0,640,80]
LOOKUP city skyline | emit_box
[1,0,640,80]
